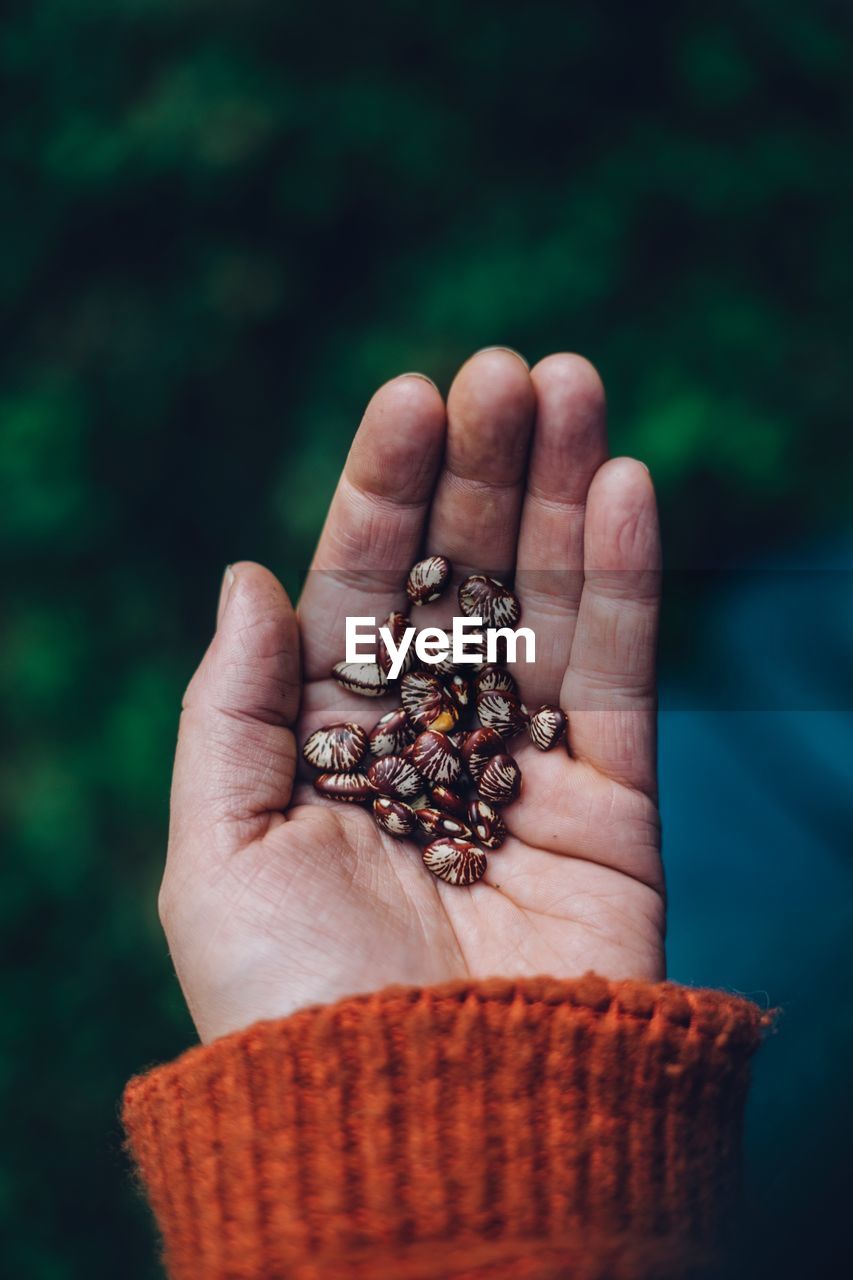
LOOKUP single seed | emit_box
[467,797,507,850]
[476,664,518,698]
[477,753,522,806]
[368,707,415,757]
[302,722,368,772]
[416,805,444,834]
[462,727,505,783]
[411,730,463,787]
[367,754,425,801]
[332,660,388,697]
[528,704,567,752]
[431,784,468,818]
[373,796,416,837]
[458,574,521,630]
[423,837,487,886]
[416,807,473,839]
[400,670,459,732]
[477,690,528,738]
[446,672,470,713]
[377,611,417,677]
[314,771,371,803]
[406,555,452,606]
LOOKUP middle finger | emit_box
[424,348,535,586]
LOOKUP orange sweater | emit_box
[123,974,769,1279]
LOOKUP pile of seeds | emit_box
[302,556,566,887]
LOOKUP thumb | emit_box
[170,561,301,854]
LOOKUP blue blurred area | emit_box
[662,537,853,1274]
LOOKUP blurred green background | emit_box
[2,1,852,1276]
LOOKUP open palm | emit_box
[162,351,664,1044]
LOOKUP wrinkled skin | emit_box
[160,350,663,1043]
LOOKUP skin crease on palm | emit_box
[161,349,665,1045]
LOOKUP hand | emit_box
[161,350,663,1043]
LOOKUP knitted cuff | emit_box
[123,975,771,1280]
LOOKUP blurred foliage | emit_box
[1,0,851,1274]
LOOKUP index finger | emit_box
[298,374,446,681]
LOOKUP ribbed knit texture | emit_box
[123,974,770,1279]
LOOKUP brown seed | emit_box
[377,611,417,678]
[477,753,522,806]
[458,574,521,630]
[332,660,388,697]
[475,664,518,698]
[406,555,451,606]
[415,805,445,834]
[367,754,424,801]
[314,771,371,803]
[411,730,463,787]
[423,837,487,886]
[467,797,507,850]
[528,704,567,752]
[400,670,459,733]
[462,727,505,783]
[373,796,416,837]
[415,807,473,839]
[446,672,471,713]
[477,690,528,738]
[368,707,415,757]
[431,784,468,819]
[448,730,470,753]
[302,722,368,772]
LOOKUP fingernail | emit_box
[398,371,439,390]
[475,346,529,370]
[217,565,235,627]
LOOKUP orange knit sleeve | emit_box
[122,974,770,1279]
